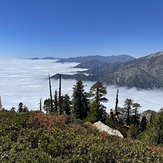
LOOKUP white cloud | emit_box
[0,59,162,113]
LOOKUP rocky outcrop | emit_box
[139,110,157,123]
[94,121,123,138]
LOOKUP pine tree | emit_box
[123,98,133,126]
[63,94,71,115]
[43,98,52,114]
[87,82,108,123]
[18,102,24,112]
[72,80,89,120]
[132,102,141,125]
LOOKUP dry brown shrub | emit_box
[149,144,163,154]
[33,113,68,130]
[84,122,97,131]
[70,124,86,135]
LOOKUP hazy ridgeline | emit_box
[0,59,162,112]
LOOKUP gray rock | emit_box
[94,121,123,138]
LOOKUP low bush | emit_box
[0,112,162,162]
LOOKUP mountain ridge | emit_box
[52,51,163,89]
[56,54,135,63]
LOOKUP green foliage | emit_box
[0,112,162,162]
[17,102,29,112]
[43,98,52,113]
[62,94,71,115]
[72,80,89,120]
[123,98,133,125]
[140,116,147,131]
[127,124,139,139]
[118,99,141,126]
[87,82,108,123]
[140,111,163,146]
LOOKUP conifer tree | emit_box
[18,102,24,112]
[43,98,52,114]
[123,98,133,126]
[132,102,141,125]
[72,80,89,120]
[63,94,71,115]
[87,82,108,123]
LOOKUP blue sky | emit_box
[0,0,163,58]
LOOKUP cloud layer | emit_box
[0,59,162,113]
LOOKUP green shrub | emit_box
[0,112,162,162]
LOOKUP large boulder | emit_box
[94,121,123,138]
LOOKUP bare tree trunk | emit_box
[54,90,58,113]
[115,88,119,114]
[58,74,62,114]
[39,98,42,111]
[0,96,2,111]
[48,74,53,112]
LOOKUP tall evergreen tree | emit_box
[118,99,141,126]
[87,82,108,123]
[72,80,89,120]
[63,94,71,115]
[132,102,141,125]
[123,98,133,126]
[18,102,24,112]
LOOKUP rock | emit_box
[139,110,157,123]
[94,121,123,138]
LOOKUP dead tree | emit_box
[109,88,128,137]
[39,98,42,111]
[58,74,63,114]
[54,90,58,113]
[0,96,2,111]
[115,88,119,115]
[48,74,53,112]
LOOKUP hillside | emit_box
[52,51,163,89]
[0,111,162,162]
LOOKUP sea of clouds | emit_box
[0,58,162,113]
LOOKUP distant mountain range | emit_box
[56,54,135,63]
[30,54,135,63]
[30,57,60,60]
[52,51,163,89]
